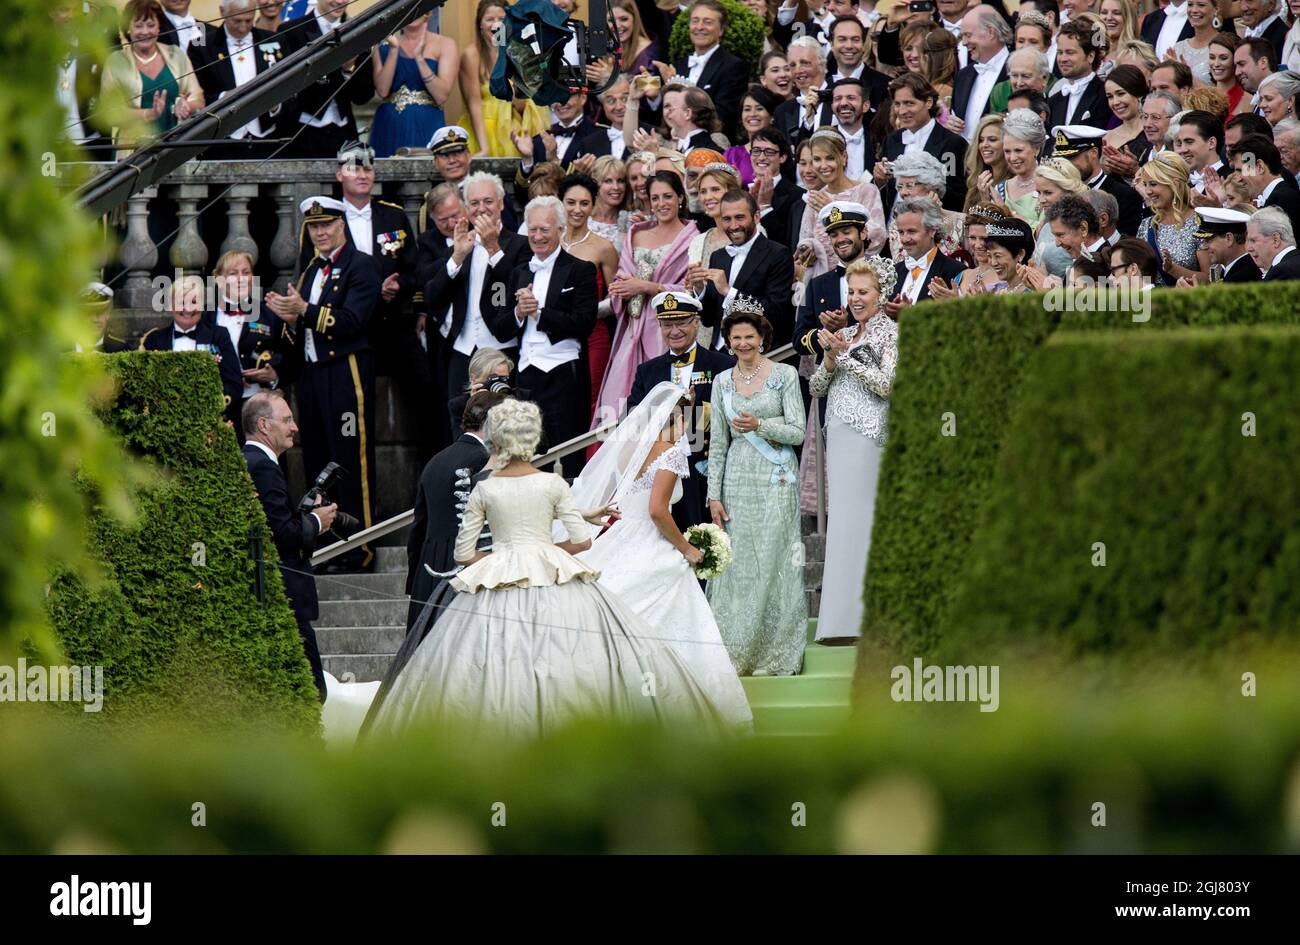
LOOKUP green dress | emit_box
[706,362,808,676]
[140,63,180,133]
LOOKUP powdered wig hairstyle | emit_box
[1002,107,1047,150]
[484,399,543,462]
[892,150,948,197]
[1136,149,1193,222]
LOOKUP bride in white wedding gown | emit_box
[570,382,753,728]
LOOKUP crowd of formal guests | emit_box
[69,0,1300,678]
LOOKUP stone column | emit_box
[269,182,300,293]
[219,182,260,263]
[396,180,428,229]
[120,186,159,310]
[169,183,209,277]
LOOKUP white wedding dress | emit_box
[572,384,753,728]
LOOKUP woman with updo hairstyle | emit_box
[797,129,887,281]
[922,29,959,117]
[688,162,744,267]
[996,108,1047,229]
[980,217,1041,294]
[597,170,700,425]
[559,173,620,413]
[366,399,743,736]
[1136,150,1209,285]
[929,202,1016,299]
[1031,157,1086,279]
[807,255,898,645]
[707,299,807,676]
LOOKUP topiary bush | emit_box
[42,352,320,734]
[862,283,1300,660]
[668,0,764,72]
[941,326,1300,659]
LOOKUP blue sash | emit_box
[720,376,797,486]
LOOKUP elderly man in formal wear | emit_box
[265,197,379,571]
[774,36,830,147]
[626,292,733,530]
[689,189,796,350]
[886,196,969,317]
[487,195,598,474]
[1247,207,1300,280]
[949,6,1012,142]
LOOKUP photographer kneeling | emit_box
[242,391,335,703]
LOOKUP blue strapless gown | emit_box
[370,46,446,157]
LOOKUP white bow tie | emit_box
[725,244,748,257]
[941,19,960,33]
[1255,192,1267,207]
[607,126,621,141]
[347,205,371,220]
[529,257,552,273]
[1167,1,1188,15]
[176,14,196,26]
[1190,171,1205,189]
[676,137,692,152]
[1058,77,1090,96]
[1246,18,1272,37]
[901,128,922,145]
[689,54,707,69]
[843,130,863,145]
[905,254,931,270]
[973,59,999,76]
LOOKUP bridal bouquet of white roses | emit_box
[684,523,732,580]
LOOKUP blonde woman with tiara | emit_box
[796,129,887,282]
[1030,157,1086,281]
[1136,151,1211,285]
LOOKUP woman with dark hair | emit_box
[560,173,621,413]
[595,171,700,425]
[1207,33,1251,117]
[758,50,793,100]
[101,0,204,140]
[1102,64,1150,165]
[980,217,1044,294]
[724,84,784,186]
[707,299,807,677]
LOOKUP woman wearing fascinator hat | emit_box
[809,256,899,645]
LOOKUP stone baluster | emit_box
[269,182,301,293]
[119,186,159,310]
[219,182,260,263]
[169,183,210,278]
[396,180,428,230]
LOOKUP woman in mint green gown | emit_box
[706,308,808,676]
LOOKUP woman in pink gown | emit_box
[593,171,698,429]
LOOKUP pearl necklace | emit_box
[132,46,160,66]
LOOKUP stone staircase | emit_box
[316,524,856,736]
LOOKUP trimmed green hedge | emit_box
[41,353,319,733]
[3,652,1299,853]
[668,0,764,72]
[941,326,1300,659]
[863,283,1300,659]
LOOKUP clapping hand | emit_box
[472,212,502,255]
[750,172,774,210]
[571,153,598,177]
[516,286,539,318]
[540,130,558,162]
[512,130,534,161]
[882,293,912,321]
[650,60,677,84]
[450,218,474,264]
[174,95,195,121]
[818,307,847,332]
[927,276,957,300]
[684,261,708,293]
[608,271,641,300]
[1201,165,1228,206]
[977,169,996,200]
[631,127,660,152]
[585,55,614,87]
[1018,264,1046,291]
[807,189,832,214]
[147,89,167,120]
[265,285,307,322]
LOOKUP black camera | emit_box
[910,1,936,12]
[299,462,361,538]
[484,376,513,395]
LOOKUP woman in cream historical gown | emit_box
[366,400,734,737]
[570,375,753,728]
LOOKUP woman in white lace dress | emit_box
[366,400,733,738]
[573,378,753,727]
[808,257,899,644]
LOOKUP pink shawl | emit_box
[594,218,699,427]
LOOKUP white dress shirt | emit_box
[1257,177,1283,208]
[962,47,1009,142]
[516,249,580,372]
[605,125,626,160]
[1245,14,1281,40]
[171,324,199,352]
[721,229,760,308]
[58,56,88,143]
[1270,246,1295,271]
[687,44,720,84]
[899,247,937,303]
[1285,20,1300,72]
[901,118,936,155]
[1155,2,1190,59]
[303,246,342,363]
[448,238,513,354]
[1059,71,1097,125]
[164,10,203,51]
[217,302,260,397]
[345,201,373,254]
[833,120,868,179]
[301,13,347,128]
[225,29,266,138]
[830,62,865,83]
[1223,251,1251,278]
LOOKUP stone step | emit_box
[741,673,851,708]
[374,546,408,573]
[315,625,405,656]
[316,570,408,601]
[750,702,851,737]
[315,598,409,628]
[322,654,394,683]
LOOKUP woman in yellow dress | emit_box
[457,0,550,157]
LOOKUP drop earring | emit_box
[1212,15,1222,29]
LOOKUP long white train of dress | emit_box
[578,446,753,728]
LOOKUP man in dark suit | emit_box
[749,128,804,252]
[404,390,503,632]
[139,276,244,417]
[1047,21,1112,131]
[824,15,891,110]
[242,391,333,702]
[626,293,733,531]
[661,0,748,139]
[1229,135,1300,219]
[156,0,205,52]
[187,0,287,158]
[572,77,634,162]
[517,90,598,173]
[1052,125,1144,236]
[1139,1,1194,58]
[1193,208,1262,283]
[80,282,128,353]
[265,197,379,571]
[948,7,1010,142]
[886,196,968,315]
[486,196,598,476]
[1247,207,1300,281]
[877,73,968,213]
[1236,0,1288,61]
[424,172,532,405]
[276,0,375,158]
[793,202,870,360]
[774,37,831,148]
[689,189,796,350]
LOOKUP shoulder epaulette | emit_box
[377,199,404,210]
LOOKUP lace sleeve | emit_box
[649,443,691,479]
[808,363,833,398]
[837,317,898,399]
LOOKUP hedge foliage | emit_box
[941,327,1300,659]
[863,283,1300,659]
[3,652,1299,853]
[42,353,320,733]
[668,0,764,72]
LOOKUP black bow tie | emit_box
[174,328,196,338]
[551,122,580,137]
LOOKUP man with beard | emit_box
[1051,125,1144,236]
[829,77,873,181]
[793,201,868,359]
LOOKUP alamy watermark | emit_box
[891,658,999,712]
[0,659,103,712]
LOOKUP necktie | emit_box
[551,123,579,137]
